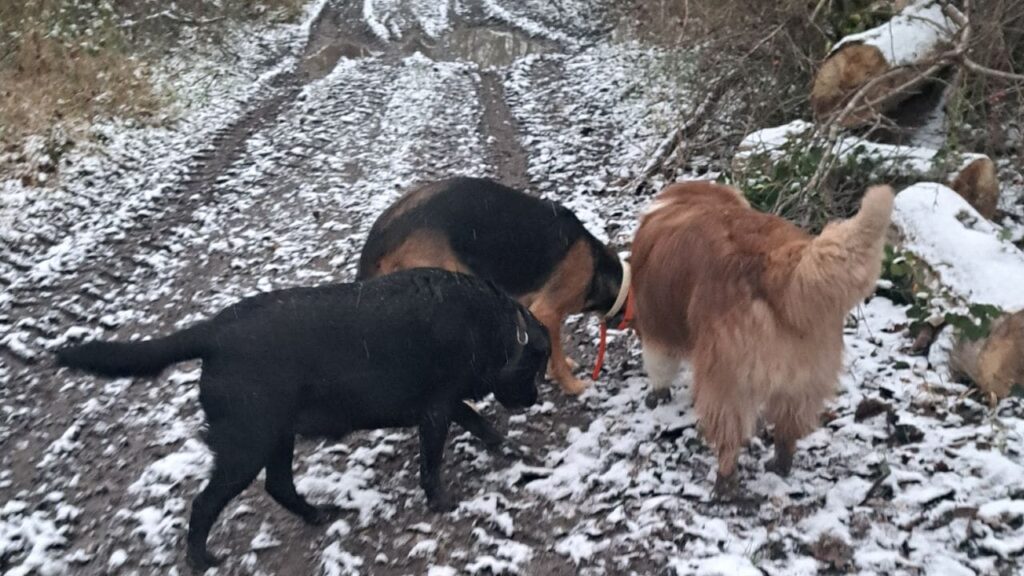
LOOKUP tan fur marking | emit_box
[374,180,450,231]
[376,229,467,275]
[527,239,595,395]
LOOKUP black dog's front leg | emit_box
[418,409,455,512]
[453,401,503,448]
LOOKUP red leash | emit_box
[592,287,634,380]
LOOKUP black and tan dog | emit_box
[56,269,549,571]
[357,176,630,395]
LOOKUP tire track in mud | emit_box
[478,70,532,190]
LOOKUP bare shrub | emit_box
[0,0,304,155]
[625,0,1023,225]
[955,0,1024,157]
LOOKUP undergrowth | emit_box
[0,0,305,175]
[728,135,926,232]
[879,245,1003,342]
[627,0,1023,225]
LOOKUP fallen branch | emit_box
[621,69,739,193]
[157,10,227,26]
[960,56,1024,82]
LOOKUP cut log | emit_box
[951,311,1024,400]
[733,121,1000,219]
[811,0,956,127]
[893,183,1024,400]
[892,182,1024,310]
[949,157,999,220]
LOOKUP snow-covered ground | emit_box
[2,1,1023,575]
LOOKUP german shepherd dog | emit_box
[631,181,893,495]
[357,177,630,395]
[56,269,550,570]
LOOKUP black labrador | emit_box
[55,268,549,571]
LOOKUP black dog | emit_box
[55,269,549,571]
[357,176,629,395]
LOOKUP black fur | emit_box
[357,177,624,314]
[55,269,549,571]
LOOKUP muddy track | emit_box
[478,70,531,190]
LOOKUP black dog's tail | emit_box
[56,324,210,378]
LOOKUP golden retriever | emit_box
[630,181,894,495]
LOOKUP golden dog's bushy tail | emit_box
[783,185,895,328]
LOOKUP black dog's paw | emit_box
[427,492,457,513]
[304,505,342,526]
[645,388,671,409]
[187,548,222,573]
[480,430,505,449]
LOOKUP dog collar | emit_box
[604,258,631,319]
[593,257,635,381]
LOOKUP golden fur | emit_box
[631,181,894,492]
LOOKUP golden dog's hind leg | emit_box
[642,344,681,408]
[764,390,825,477]
[694,366,757,500]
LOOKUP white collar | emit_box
[604,257,631,318]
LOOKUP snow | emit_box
[978,499,1024,524]
[893,182,1024,310]
[407,538,439,558]
[250,521,282,551]
[0,509,70,576]
[129,438,213,498]
[296,436,395,522]
[363,0,394,41]
[832,0,955,66]
[555,532,610,565]
[322,540,365,576]
[736,119,987,177]
[668,554,762,576]
[480,0,576,45]
[458,492,516,536]
[360,0,452,41]
[107,548,128,570]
